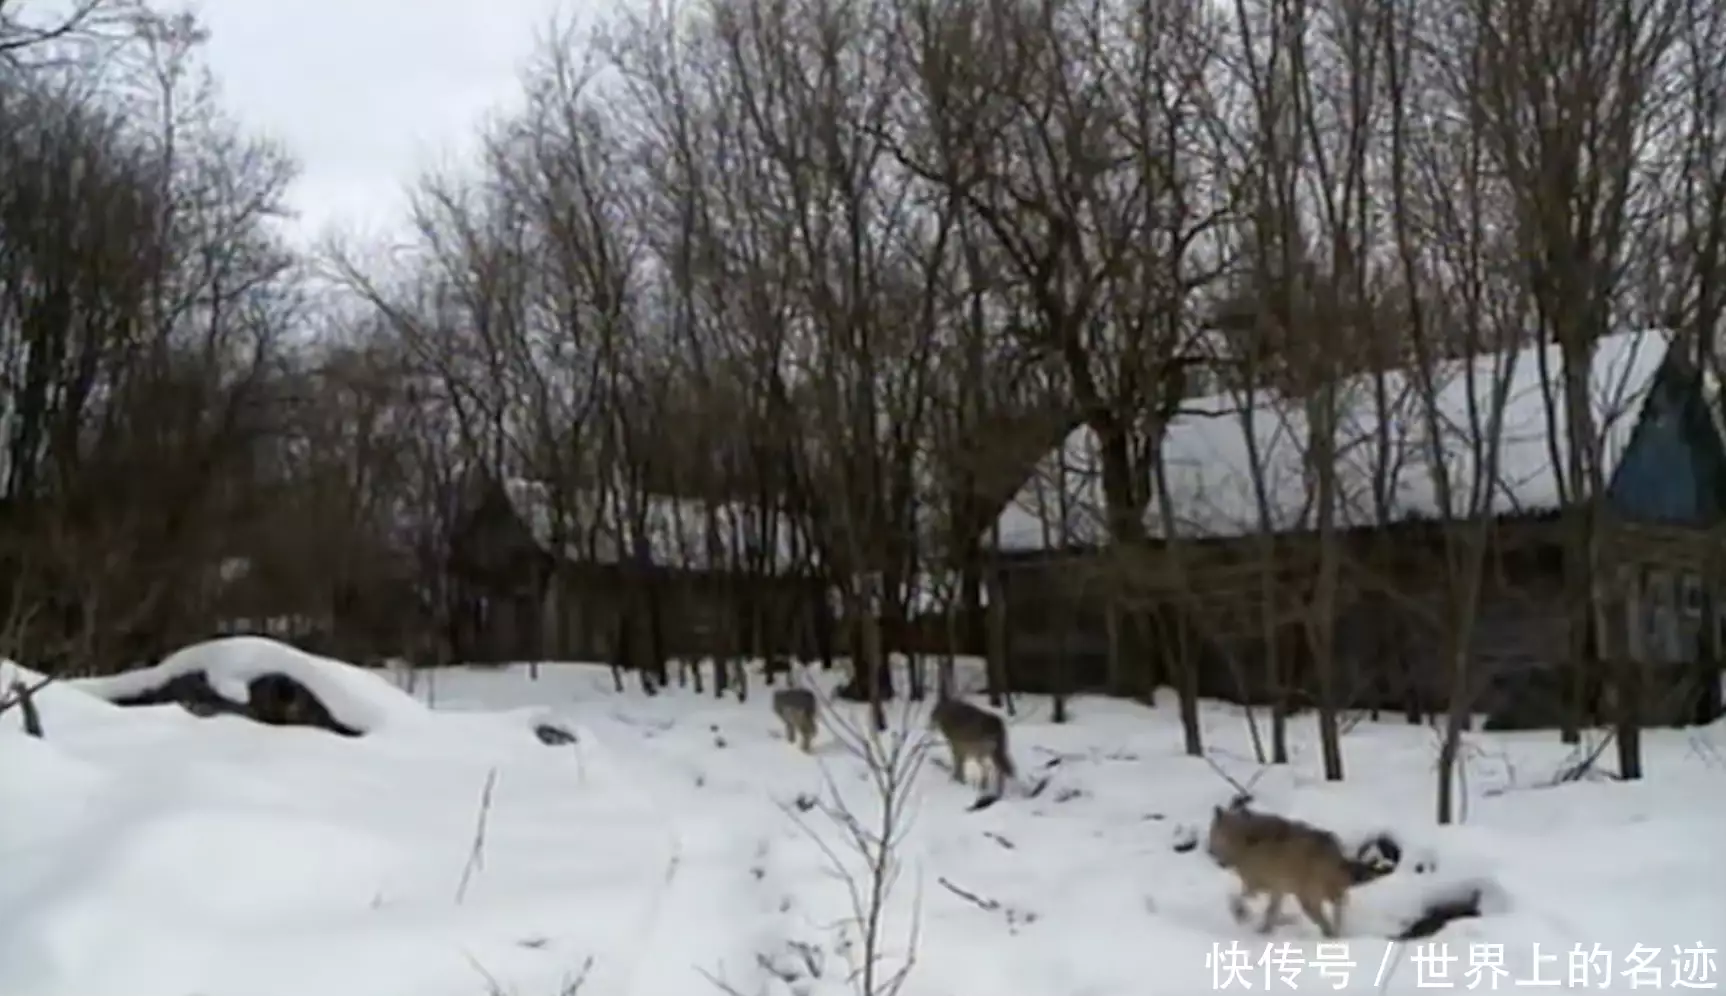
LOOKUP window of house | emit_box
[1641,568,1683,663]
[1680,571,1705,619]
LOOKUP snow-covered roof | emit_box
[500,479,813,573]
[990,328,1699,551]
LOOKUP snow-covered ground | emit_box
[1,642,1721,996]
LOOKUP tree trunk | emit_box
[1105,596,1126,697]
[1612,565,1643,779]
[961,553,986,657]
[1308,394,1345,783]
[860,609,888,732]
[904,595,926,702]
[1051,593,1070,724]
[1266,611,1290,765]
[646,586,669,690]
[611,607,632,694]
[1560,526,1590,744]
[731,588,749,703]
[985,570,1010,710]
[815,584,836,670]
[1175,607,1203,756]
[840,607,895,703]
[1435,643,1469,825]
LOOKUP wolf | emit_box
[929,696,1018,796]
[1205,803,1353,938]
[772,687,818,753]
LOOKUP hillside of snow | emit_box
[0,647,1720,996]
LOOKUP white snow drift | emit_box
[0,645,1719,996]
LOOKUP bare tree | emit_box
[0,0,133,64]
[1666,0,1726,366]
[329,45,648,675]
[1360,0,1532,823]
[504,39,653,681]
[608,0,950,728]
[1471,0,1688,775]
[892,0,1232,720]
[0,12,299,674]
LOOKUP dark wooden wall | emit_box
[987,519,1722,724]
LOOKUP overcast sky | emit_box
[198,0,569,247]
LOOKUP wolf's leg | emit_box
[1258,892,1285,934]
[1229,887,1258,924]
[1296,892,1336,938]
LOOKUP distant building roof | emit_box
[498,477,813,573]
[990,328,1714,551]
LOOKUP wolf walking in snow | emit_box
[1205,803,1353,938]
[771,687,818,753]
[929,696,1018,796]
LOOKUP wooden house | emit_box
[983,328,1726,728]
[205,553,431,665]
[445,472,831,668]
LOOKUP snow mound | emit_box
[73,637,435,735]
[0,726,109,851]
[0,805,411,995]
[0,661,137,734]
[70,638,581,748]
[27,806,403,922]
[0,663,1718,996]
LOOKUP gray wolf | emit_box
[1205,803,1352,938]
[772,687,818,753]
[929,696,1017,795]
